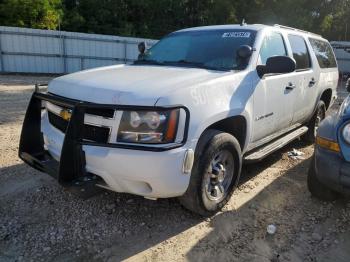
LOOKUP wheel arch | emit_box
[320,88,333,110]
[200,115,248,151]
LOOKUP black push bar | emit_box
[18,90,190,191]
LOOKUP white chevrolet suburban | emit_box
[19,24,338,216]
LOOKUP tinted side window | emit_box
[259,32,287,64]
[288,35,311,70]
[309,38,337,68]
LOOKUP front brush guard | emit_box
[19,90,190,195]
[18,91,100,196]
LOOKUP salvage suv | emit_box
[19,24,338,216]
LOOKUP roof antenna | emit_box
[241,19,247,26]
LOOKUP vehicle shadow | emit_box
[241,139,310,184]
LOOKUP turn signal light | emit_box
[316,136,340,152]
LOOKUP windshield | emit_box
[136,29,257,71]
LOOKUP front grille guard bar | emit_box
[19,90,190,186]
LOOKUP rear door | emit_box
[286,34,318,125]
[308,38,338,103]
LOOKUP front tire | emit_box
[307,156,338,201]
[179,130,242,216]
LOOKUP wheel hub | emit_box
[202,149,235,209]
[205,154,232,201]
[211,163,225,184]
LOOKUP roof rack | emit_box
[273,24,322,37]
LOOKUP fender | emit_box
[190,109,252,153]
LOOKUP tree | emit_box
[0,0,349,41]
[0,0,63,30]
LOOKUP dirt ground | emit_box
[0,74,350,262]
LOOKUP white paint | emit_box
[42,24,338,198]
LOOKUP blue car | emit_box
[308,80,350,200]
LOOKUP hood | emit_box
[48,64,228,106]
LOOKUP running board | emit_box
[244,126,308,163]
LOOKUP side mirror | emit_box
[237,45,253,59]
[138,42,146,55]
[257,56,296,78]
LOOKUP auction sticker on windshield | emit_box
[222,32,251,38]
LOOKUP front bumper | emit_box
[314,146,350,195]
[19,91,191,198]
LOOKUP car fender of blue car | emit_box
[318,95,350,161]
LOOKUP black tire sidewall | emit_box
[179,130,242,216]
[198,137,241,212]
[307,155,338,201]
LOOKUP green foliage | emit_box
[0,0,63,29]
[0,0,349,40]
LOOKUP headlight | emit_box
[117,109,179,144]
[342,123,350,144]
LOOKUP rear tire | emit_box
[178,129,242,216]
[303,101,326,143]
[307,156,338,201]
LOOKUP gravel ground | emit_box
[0,74,350,262]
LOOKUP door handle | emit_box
[309,78,317,87]
[285,82,296,90]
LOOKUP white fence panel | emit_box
[0,26,157,74]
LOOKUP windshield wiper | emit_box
[135,59,231,71]
[163,60,231,71]
[133,59,165,66]
[163,60,205,67]
[134,59,206,69]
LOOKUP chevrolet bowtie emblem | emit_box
[59,109,72,121]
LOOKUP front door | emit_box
[251,31,296,143]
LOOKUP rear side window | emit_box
[309,38,337,68]
[288,35,311,70]
[259,32,287,64]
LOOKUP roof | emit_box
[177,24,323,38]
[177,24,267,32]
